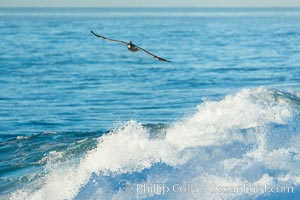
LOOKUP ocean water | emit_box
[1,8,300,200]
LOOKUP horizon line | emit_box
[1,6,300,9]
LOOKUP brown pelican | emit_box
[90,31,171,62]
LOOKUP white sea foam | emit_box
[16,136,30,140]
[10,87,300,200]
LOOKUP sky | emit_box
[1,0,300,8]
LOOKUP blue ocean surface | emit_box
[0,8,300,200]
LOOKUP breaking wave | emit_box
[9,87,300,200]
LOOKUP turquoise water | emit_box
[1,8,300,200]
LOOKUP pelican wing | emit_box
[136,45,171,62]
[90,31,128,45]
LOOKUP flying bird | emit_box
[90,31,171,62]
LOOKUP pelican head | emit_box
[127,41,133,48]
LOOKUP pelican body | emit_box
[127,41,138,52]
